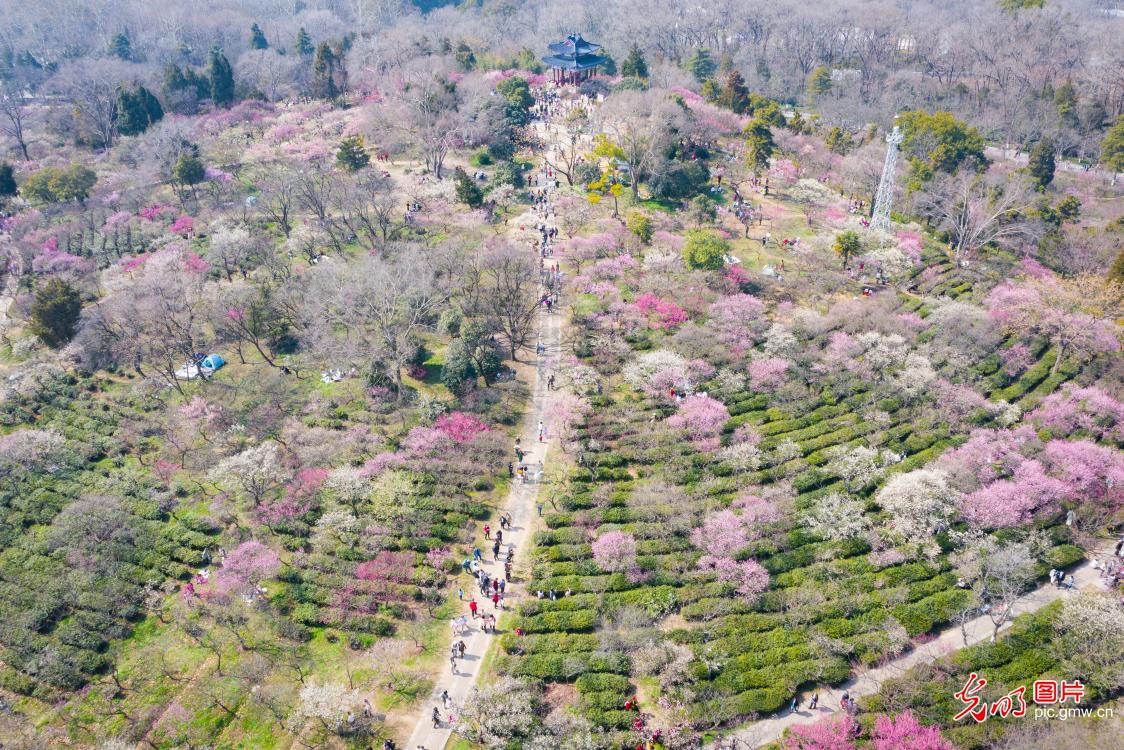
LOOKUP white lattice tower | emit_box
[871,125,903,231]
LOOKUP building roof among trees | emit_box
[544,33,607,71]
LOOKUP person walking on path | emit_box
[469,598,478,618]
[432,707,441,728]
[538,420,545,442]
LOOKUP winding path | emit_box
[719,556,1105,749]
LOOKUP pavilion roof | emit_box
[546,33,602,58]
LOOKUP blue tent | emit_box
[199,354,225,371]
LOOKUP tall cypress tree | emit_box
[1027,137,1056,189]
[108,32,132,61]
[0,162,16,199]
[295,27,313,56]
[115,84,164,135]
[312,42,338,99]
[250,23,269,50]
[207,45,235,108]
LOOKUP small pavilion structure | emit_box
[543,34,607,85]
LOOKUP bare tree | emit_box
[303,251,448,398]
[954,537,1038,642]
[464,243,542,361]
[0,67,42,160]
[916,170,1042,259]
[597,89,676,198]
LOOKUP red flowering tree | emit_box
[871,712,954,750]
[435,412,490,443]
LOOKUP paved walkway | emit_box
[720,556,1106,749]
[402,127,568,750]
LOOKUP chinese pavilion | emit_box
[543,33,607,84]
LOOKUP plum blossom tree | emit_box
[591,531,637,574]
[623,350,691,396]
[876,469,959,554]
[434,412,490,443]
[801,492,871,541]
[208,442,286,507]
[984,274,1121,373]
[1042,439,1124,515]
[748,357,790,391]
[1054,592,1124,693]
[826,445,901,492]
[1029,385,1124,442]
[215,540,280,596]
[958,460,1066,529]
[455,676,537,748]
[288,681,374,741]
[954,537,1038,640]
[783,714,856,750]
[546,393,592,452]
[691,510,750,558]
[871,712,954,750]
[666,395,730,451]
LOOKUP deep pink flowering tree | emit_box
[667,395,730,451]
[782,714,856,750]
[1042,439,1124,511]
[633,292,690,329]
[1029,385,1124,442]
[871,712,954,750]
[170,215,195,235]
[434,412,489,443]
[958,459,1067,529]
[592,530,637,574]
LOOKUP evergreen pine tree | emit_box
[30,278,82,348]
[312,43,339,99]
[744,119,776,176]
[115,85,164,136]
[108,32,132,61]
[1027,137,1056,189]
[685,48,716,82]
[0,162,16,199]
[295,27,314,56]
[808,66,833,98]
[1099,116,1124,173]
[620,44,648,79]
[336,135,370,171]
[207,46,235,108]
[250,23,269,50]
[453,168,484,208]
